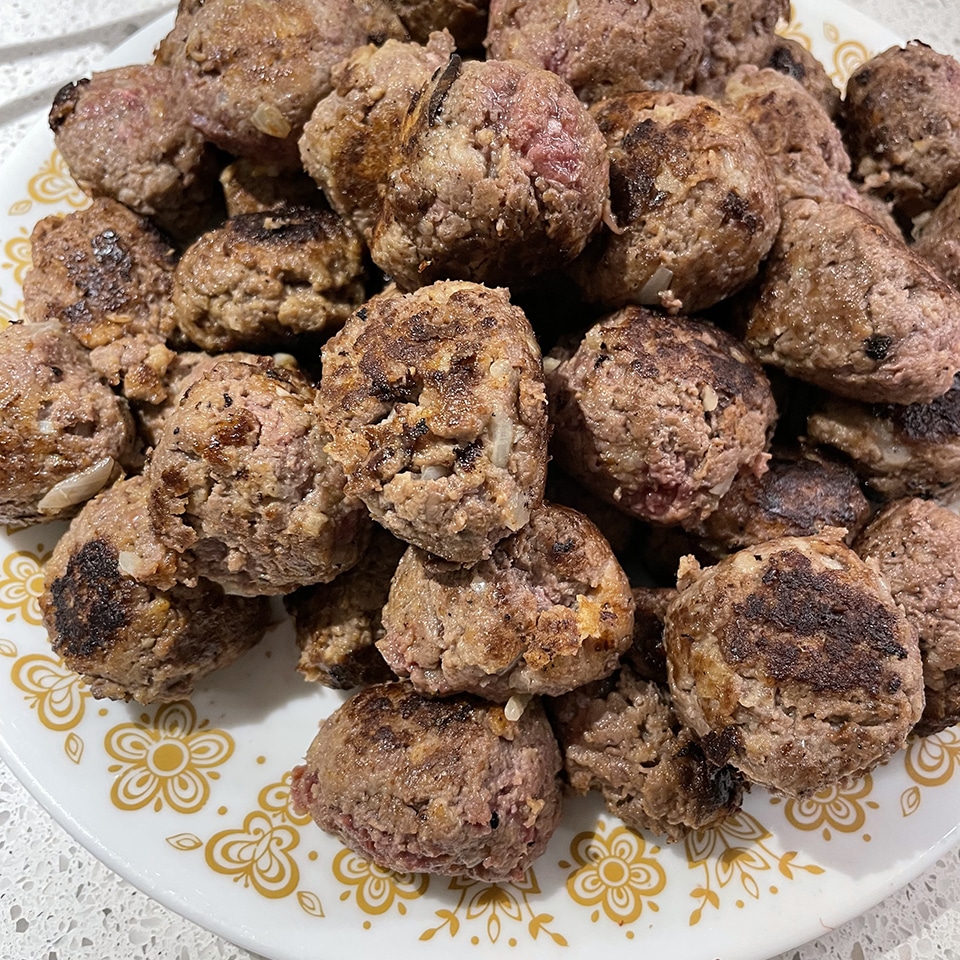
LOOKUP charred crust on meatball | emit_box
[427,54,462,126]
[48,79,87,131]
[873,379,960,442]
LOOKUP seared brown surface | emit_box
[855,498,960,735]
[745,199,960,404]
[0,321,136,526]
[219,160,324,217]
[623,586,676,684]
[845,41,960,217]
[383,0,488,49]
[545,306,775,526]
[665,533,924,796]
[756,36,841,118]
[40,475,269,703]
[914,182,960,291]
[149,354,369,595]
[550,667,744,841]
[370,57,608,289]
[300,33,454,242]
[290,681,562,881]
[319,281,548,563]
[378,503,635,699]
[49,65,219,241]
[485,0,704,102]
[285,525,404,688]
[571,91,779,314]
[173,206,367,352]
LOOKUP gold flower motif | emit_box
[10,652,90,731]
[777,3,813,49]
[0,549,50,625]
[205,810,301,899]
[905,728,960,787]
[27,151,88,210]
[333,849,429,916]
[777,775,878,840]
[565,821,666,926]
[831,39,871,87]
[2,228,32,286]
[105,701,233,813]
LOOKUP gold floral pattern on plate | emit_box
[20,151,88,214]
[11,652,90,733]
[333,850,429,920]
[420,870,567,947]
[2,226,31,286]
[562,821,665,933]
[0,547,49,625]
[684,811,825,925]
[105,701,233,813]
[900,730,960,816]
[772,775,879,840]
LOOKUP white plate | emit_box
[0,5,956,960]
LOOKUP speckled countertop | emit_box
[3,1,960,958]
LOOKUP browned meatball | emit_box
[132,351,212,451]
[687,448,871,556]
[383,0,488,49]
[694,0,788,96]
[87,334,178,407]
[23,198,176,349]
[665,533,924,796]
[40,476,269,703]
[722,66,863,211]
[807,383,960,500]
[484,0,704,103]
[148,354,370,595]
[171,0,406,166]
[219,160,324,217]
[284,525,403,688]
[48,65,220,241]
[299,33,455,242]
[0,321,136,527]
[370,57,609,289]
[545,307,776,526]
[845,42,960,217]
[855,499,960,736]
[757,36,841,119]
[173,206,368,352]
[550,667,744,841]
[290,681,563,881]
[913,182,960,291]
[744,199,960,404]
[319,281,549,564]
[623,586,675,683]
[378,503,635,700]
[570,92,779,314]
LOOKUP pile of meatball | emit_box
[9,0,960,884]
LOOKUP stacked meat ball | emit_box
[9,0,960,883]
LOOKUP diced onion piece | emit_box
[421,464,450,481]
[542,356,561,374]
[701,383,719,412]
[36,420,55,436]
[250,103,292,139]
[117,551,140,578]
[488,411,513,468]
[638,266,674,305]
[38,457,116,514]
[504,694,531,721]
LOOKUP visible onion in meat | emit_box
[488,411,514,469]
[637,266,674,304]
[37,457,117,514]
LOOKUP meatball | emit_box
[687,448,872,557]
[665,533,924,796]
[0,321,136,526]
[913,182,960,291]
[290,681,563,881]
[299,33,455,242]
[171,0,406,167]
[40,476,269,703]
[172,206,368,352]
[570,92,779,314]
[845,42,960,217]
[807,386,960,501]
[383,0,488,49]
[694,0,788,96]
[378,503,635,700]
[855,498,960,736]
[48,65,219,241]
[284,525,403,688]
[623,586,675,684]
[219,159,324,217]
[148,354,370,595]
[370,56,609,289]
[757,36,841,119]
[132,351,212,451]
[549,667,744,841]
[319,281,549,564]
[23,198,176,349]
[545,307,776,526]
[722,66,863,211]
[484,0,704,103]
[744,199,960,404]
